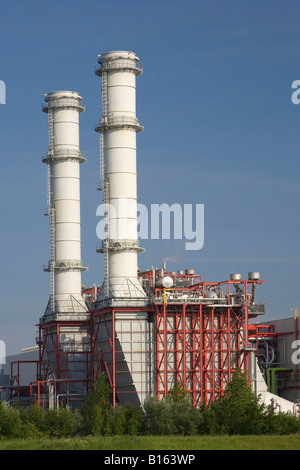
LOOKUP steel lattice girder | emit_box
[155,303,249,406]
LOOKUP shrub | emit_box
[106,404,127,435]
[0,402,23,439]
[42,407,77,438]
[144,396,176,435]
[121,403,145,435]
[26,403,45,436]
[209,370,267,435]
[261,404,300,435]
[80,373,111,435]
[200,403,223,435]
[144,383,204,436]
[170,400,203,435]
[167,382,190,403]
[55,406,78,437]
[1,371,299,438]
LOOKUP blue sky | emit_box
[0,0,300,354]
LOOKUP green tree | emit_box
[80,373,111,435]
[167,382,190,404]
[106,403,127,435]
[144,396,176,435]
[144,383,204,436]
[199,403,222,435]
[260,402,300,435]
[26,403,45,435]
[0,402,23,438]
[211,369,265,435]
[117,402,145,435]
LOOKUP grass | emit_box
[0,435,300,450]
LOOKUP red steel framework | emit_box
[90,306,153,407]
[152,272,267,406]
[4,274,271,408]
[88,272,267,407]
[154,302,251,406]
[32,318,92,407]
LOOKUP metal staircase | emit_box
[47,107,56,313]
[99,71,110,298]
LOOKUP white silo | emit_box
[42,91,88,316]
[39,91,90,405]
[92,52,154,406]
[95,51,147,305]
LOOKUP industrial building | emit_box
[1,51,300,414]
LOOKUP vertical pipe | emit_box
[175,310,179,384]
[183,303,186,389]
[191,309,196,407]
[112,309,116,407]
[203,310,208,404]
[245,282,249,372]
[156,306,160,400]
[219,311,223,396]
[211,307,215,401]
[200,304,203,404]
[90,312,94,387]
[66,353,69,396]
[38,382,41,408]
[56,323,60,380]
[38,327,42,381]
[164,302,167,398]
[292,308,299,373]
[228,307,231,385]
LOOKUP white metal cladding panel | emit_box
[55,223,81,243]
[108,177,137,199]
[55,271,82,294]
[108,174,137,199]
[92,310,156,405]
[52,161,80,178]
[53,109,80,147]
[55,241,81,261]
[109,252,138,278]
[108,70,136,88]
[109,202,137,240]
[115,314,154,399]
[105,128,137,148]
[109,198,137,220]
[59,327,90,349]
[107,73,136,115]
[105,149,137,174]
[108,280,144,299]
[54,200,81,223]
[107,88,136,116]
[52,177,80,201]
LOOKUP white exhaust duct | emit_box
[42,91,87,315]
[95,51,146,304]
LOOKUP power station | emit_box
[1,51,300,414]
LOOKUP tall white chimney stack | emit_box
[42,91,87,315]
[95,51,146,304]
